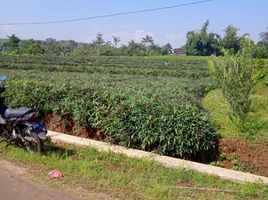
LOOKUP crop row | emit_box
[0,54,209,77]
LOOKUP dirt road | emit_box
[0,160,111,200]
[0,160,84,200]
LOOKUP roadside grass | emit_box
[202,89,238,138]
[250,86,268,140]
[0,142,267,200]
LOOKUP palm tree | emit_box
[142,35,154,47]
[112,36,120,48]
[92,32,105,56]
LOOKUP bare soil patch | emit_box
[218,138,268,176]
[44,113,105,140]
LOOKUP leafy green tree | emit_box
[6,34,20,48]
[254,28,268,58]
[161,43,173,55]
[253,46,268,59]
[19,39,44,55]
[2,34,21,53]
[148,44,161,55]
[118,45,129,56]
[45,37,56,45]
[220,25,241,54]
[185,20,221,56]
[127,40,146,56]
[42,38,62,55]
[93,32,105,46]
[100,43,117,56]
[59,40,78,55]
[258,28,268,49]
[0,39,8,51]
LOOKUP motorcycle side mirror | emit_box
[0,75,7,81]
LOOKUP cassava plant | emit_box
[215,38,255,128]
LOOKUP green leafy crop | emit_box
[0,55,218,160]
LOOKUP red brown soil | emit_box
[218,138,268,176]
[44,113,105,141]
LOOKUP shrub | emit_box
[215,39,255,125]
[4,80,217,160]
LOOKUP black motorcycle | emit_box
[0,75,47,153]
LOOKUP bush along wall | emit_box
[4,79,218,161]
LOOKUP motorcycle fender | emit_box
[37,131,47,140]
[25,121,47,140]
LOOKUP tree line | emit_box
[0,20,267,58]
[184,20,268,58]
[0,33,173,56]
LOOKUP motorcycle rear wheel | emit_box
[24,133,43,154]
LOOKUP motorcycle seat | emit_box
[4,107,34,119]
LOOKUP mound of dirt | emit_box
[44,113,105,141]
[219,138,268,176]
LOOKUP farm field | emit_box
[0,54,217,159]
[0,54,267,175]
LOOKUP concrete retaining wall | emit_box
[47,130,268,185]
